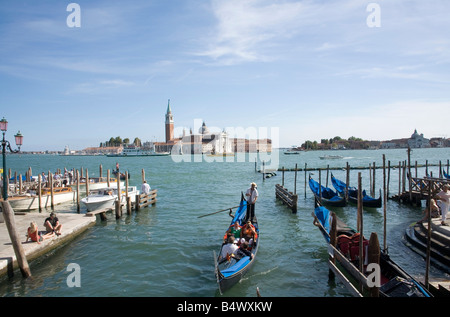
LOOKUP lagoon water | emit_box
[1,148,449,297]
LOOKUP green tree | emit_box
[133,138,142,147]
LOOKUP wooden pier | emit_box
[86,189,157,220]
[391,176,450,206]
[275,184,298,213]
[275,164,298,213]
[0,206,96,279]
[0,165,158,280]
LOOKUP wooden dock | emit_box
[275,164,298,212]
[391,176,450,206]
[275,184,298,213]
[0,209,96,279]
[85,190,157,220]
[404,218,450,296]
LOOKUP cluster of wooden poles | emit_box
[273,150,449,203]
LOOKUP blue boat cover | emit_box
[230,198,248,227]
[309,177,340,200]
[220,256,251,278]
[314,206,331,242]
[331,174,378,202]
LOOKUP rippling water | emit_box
[1,148,449,297]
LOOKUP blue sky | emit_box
[1,0,449,151]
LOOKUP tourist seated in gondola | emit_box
[219,236,239,262]
[225,221,242,240]
[240,221,257,248]
[233,241,254,260]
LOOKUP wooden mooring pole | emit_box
[1,201,31,278]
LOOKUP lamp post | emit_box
[0,117,30,278]
[1,117,24,200]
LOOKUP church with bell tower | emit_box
[165,99,174,143]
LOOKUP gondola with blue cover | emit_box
[214,194,259,294]
[443,170,450,180]
[331,173,382,208]
[309,174,347,207]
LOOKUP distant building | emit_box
[155,102,271,154]
[381,129,430,149]
[430,137,445,148]
[408,129,430,148]
[165,99,174,143]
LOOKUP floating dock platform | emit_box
[0,211,96,279]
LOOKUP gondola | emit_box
[330,173,382,208]
[309,174,347,207]
[312,201,432,297]
[214,194,259,294]
[443,170,450,180]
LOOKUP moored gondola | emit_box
[330,173,382,208]
[309,174,346,207]
[214,194,259,294]
[312,201,432,297]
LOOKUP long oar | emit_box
[197,205,241,218]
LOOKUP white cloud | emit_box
[196,0,310,64]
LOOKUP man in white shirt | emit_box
[141,180,151,195]
[436,184,450,226]
[219,236,238,261]
[245,182,258,223]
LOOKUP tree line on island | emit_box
[99,136,142,148]
[301,136,375,150]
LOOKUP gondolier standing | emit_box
[245,182,258,223]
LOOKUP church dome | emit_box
[199,121,210,134]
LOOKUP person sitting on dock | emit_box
[418,198,440,224]
[44,212,62,236]
[141,180,151,195]
[435,185,450,226]
[26,222,54,244]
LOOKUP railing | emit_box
[275,184,297,213]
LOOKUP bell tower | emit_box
[165,99,174,143]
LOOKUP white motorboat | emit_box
[81,186,140,211]
[81,188,118,211]
[71,177,124,191]
[8,187,75,211]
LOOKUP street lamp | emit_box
[1,117,24,200]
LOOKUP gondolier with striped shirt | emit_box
[245,182,258,223]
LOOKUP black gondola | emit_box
[214,194,259,294]
[330,173,382,208]
[309,174,346,207]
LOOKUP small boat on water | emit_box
[81,186,139,211]
[330,173,382,208]
[81,187,118,211]
[8,187,75,211]
[319,155,343,160]
[214,194,259,294]
[312,202,432,297]
[284,146,302,155]
[70,177,124,191]
[309,175,346,207]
